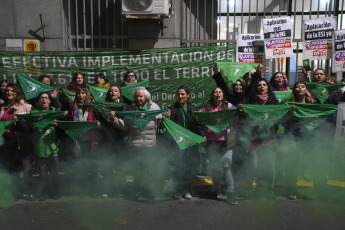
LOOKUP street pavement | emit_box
[1,195,345,230]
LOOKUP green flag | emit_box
[242,104,291,131]
[306,82,344,104]
[163,118,206,150]
[116,109,165,130]
[273,90,292,104]
[287,102,338,131]
[0,120,14,136]
[17,111,64,130]
[303,59,311,71]
[216,62,259,83]
[87,84,108,102]
[16,73,54,100]
[194,109,237,135]
[120,80,150,101]
[61,88,76,104]
[85,101,124,118]
[56,121,98,141]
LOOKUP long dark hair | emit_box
[247,78,279,104]
[69,72,86,89]
[269,72,284,89]
[232,78,247,93]
[204,87,229,112]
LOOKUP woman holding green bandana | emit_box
[165,85,205,200]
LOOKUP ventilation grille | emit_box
[123,0,153,11]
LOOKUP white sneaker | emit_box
[184,193,192,199]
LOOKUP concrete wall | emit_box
[126,0,182,49]
[0,0,64,51]
[0,0,184,51]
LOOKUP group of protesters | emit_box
[0,63,344,204]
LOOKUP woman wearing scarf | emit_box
[200,87,237,205]
[109,87,163,200]
[63,87,100,197]
[165,86,205,200]
[0,83,32,200]
[31,92,60,200]
[238,78,279,199]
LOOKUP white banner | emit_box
[236,34,265,65]
[303,17,337,60]
[333,30,345,72]
[263,17,293,59]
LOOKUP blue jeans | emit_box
[207,141,235,194]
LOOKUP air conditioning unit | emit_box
[122,0,170,16]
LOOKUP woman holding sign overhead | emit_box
[165,85,205,200]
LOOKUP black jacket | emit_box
[212,72,247,106]
[168,102,204,137]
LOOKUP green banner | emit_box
[163,118,206,150]
[273,90,292,104]
[216,62,259,83]
[0,45,236,108]
[306,82,344,104]
[87,84,108,102]
[56,121,98,141]
[120,80,150,101]
[287,102,338,131]
[16,73,54,100]
[194,109,237,135]
[85,101,124,119]
[116,110,166,130]
[242,104,291,131]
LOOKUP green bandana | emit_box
[242,104,291,131]
[56,121,98,141]
[87,84,108,102]
[163,118,206,150]
[16,73,54,100]
[116,109,165,130]
[306,82,344,104]
[194,109,237,135]
[17,111,64,130]
[61,88,76,104]
[303,59,311,71]
[0,120,14,135]
[138,101,149,111]
[287,102,338,131]
[273,90,292,104]
[216,62,259,83]
[85,101,124,119]
[120,80,150,102]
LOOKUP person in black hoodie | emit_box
[165,85,205,199]
[212,63,247,106]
